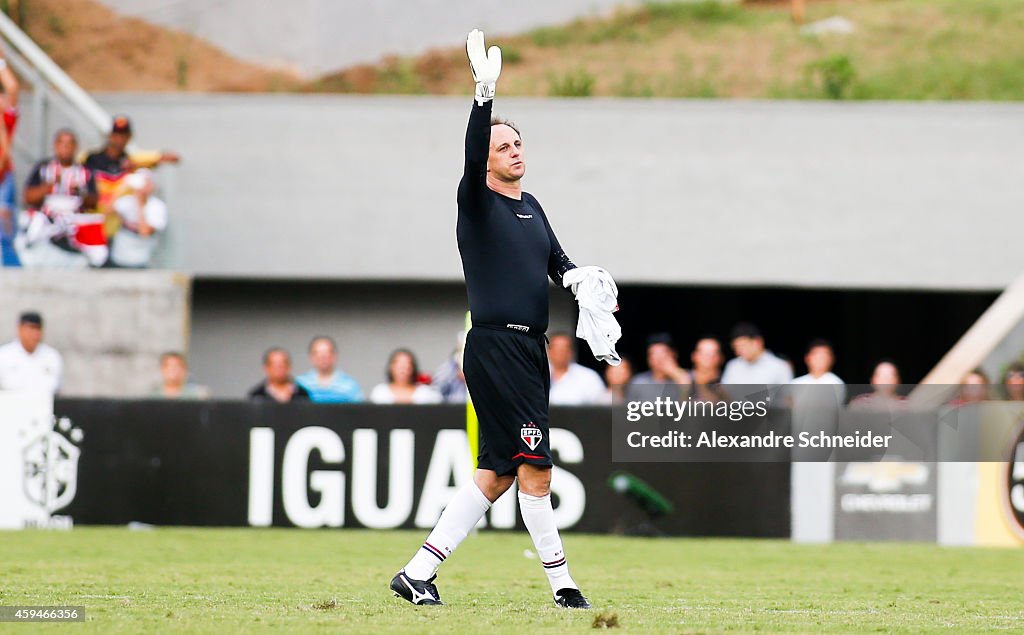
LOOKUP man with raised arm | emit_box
[389,29,592,610]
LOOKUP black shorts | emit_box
[463,325,553,476]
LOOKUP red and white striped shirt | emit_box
[25,158,97,207]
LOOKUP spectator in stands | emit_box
[689,336,728,402]
[0,311,63,395]
[153,351,209,399]
[1002,362,1024,401]
[109,169,167,268]
[602,355,633,405]
[951,368,990,405]
[548,332,606,405]
[791,339,847,402]
[248,347,311,403]
[721,322,793,385]
[295,335,364,403]
[432,339,468,404]
[24,130,97,210]
[628,333,691,401]
[84,115,180,178]
[83,115,180,241]
[850,360,904,409]
[0,52,19,267]
[19,129,102,268]
[369,348,441,404]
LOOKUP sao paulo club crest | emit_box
[521,422,543,451]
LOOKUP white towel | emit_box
[562,266,622,366]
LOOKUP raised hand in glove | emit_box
[466,29,501,106]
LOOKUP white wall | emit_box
[88,94,1024,291]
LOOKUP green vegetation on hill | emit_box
[312,0,1024,100]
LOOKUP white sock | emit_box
[404,482,492,580]
[518,491,577,595]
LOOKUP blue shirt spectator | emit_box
[296,335,364,403]
[297,369,363,403]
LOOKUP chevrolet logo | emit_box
[840,462,928,493]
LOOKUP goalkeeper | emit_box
[390,29,591,610]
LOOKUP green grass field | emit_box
[2,528,1022,633]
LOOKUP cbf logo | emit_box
[22,416,83,515]
[1005,422,1024,540]
[521,422,543,451]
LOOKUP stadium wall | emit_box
[0,270,191,397]
[65,94,1024,290]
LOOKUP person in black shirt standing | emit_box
[391,30,591,610]
[247,347,310,403]
[83,115,181,179]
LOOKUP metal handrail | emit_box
[0,10,111,135]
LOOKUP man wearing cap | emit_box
[83,115,180,239]
[83,115,180,178]
[0,312,63,395]
[721,322,793,386]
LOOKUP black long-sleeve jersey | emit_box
[456,100,576,334]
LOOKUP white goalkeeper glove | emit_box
[466,29,501,106]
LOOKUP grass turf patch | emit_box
[2,528,1023,633]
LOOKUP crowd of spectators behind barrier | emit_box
[4,309,1024,410]
[0,49,180,269]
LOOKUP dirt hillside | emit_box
[12,0,300,91]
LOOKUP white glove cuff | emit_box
[475,81,496,106]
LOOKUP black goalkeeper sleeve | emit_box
[456,100,576,334]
